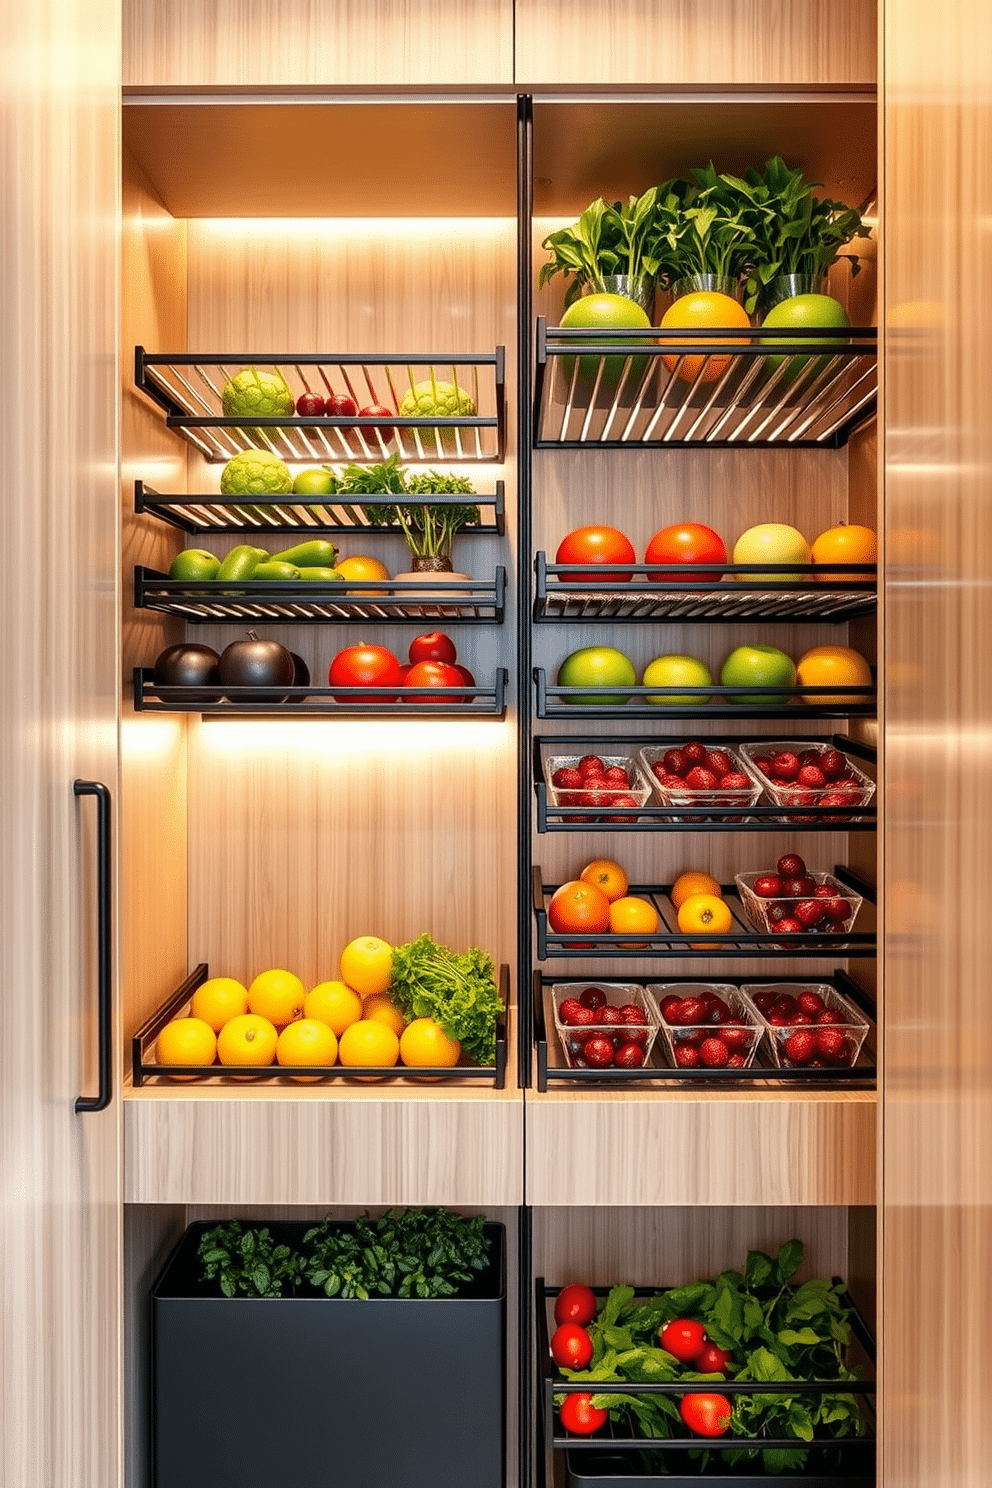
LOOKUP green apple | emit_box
[557,645,636,706]
[292,467,336,497]
[732,523,811,584]
[760,293,850,381]
[720,644,797,705]
[641,654,713,707]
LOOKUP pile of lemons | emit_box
[154,936,460,1077]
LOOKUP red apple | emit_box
[296,390,325,416]
[408,631,458,665]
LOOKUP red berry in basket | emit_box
[753,874,784,899]
[552,766,583,789]
[772,752,800,781]
[788,1010,813,1026]
[751,991,777,1012]
[722,1025,752,1051]
[816,1028,852,1064]
[773,994,799,1014]
[567,1004,600,1029]
[752,755,775,777]
[659,773,688,792]
[675,1043,700,1068]
[700,1037,730,1067]
[603,766,632,788]
[795,898,826,929]
[618,1004,647,1025]
[578,755,606,777]
[720,772,750,791]
[765,904,789,926]
[819,791,854,822]
[772,918,804,936]
[598,1006,625,1030]
[582,1035,615,1068]
[777,853,807,879]
[783,1030,817,1065]
[659,994,683,1022]
[726,1053,746,1068]
[669,996,708,1026]
[685,766,719,791]
[782,876,816,899]
[798,748,823,767]
[579,986,608,1011]
[601,792,639,822]
[705,750,732,777]
[797,990,827,1015]
[820,749,847,781]
[822,896,852,923]
[662,747,687,776]
[558,998,583,1024]
[565,1034,590,1058]
[798,764,826,788]
[682,741,707,766]
[816,1008,843,1026]
[615,1042,646,1069]
[813,884,835,899]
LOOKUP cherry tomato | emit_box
[296,391,325,416]
[679,1392,732,1438]
[556,526,636,583]
[695,1341,734,1376]
[328,644,402,703]
[559,1393,609,1435]
[550,1323,594,1370]
[554,1283,598,1327]
[659,1317,708,1363]
[644,523,728,584]
[408,631,458,665]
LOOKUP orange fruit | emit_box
[677,892,733,950]
[660,291,750,384]
[247,968,306,1027]
[608,894,659,949]
[276,1018,338,1080]
[810,523,878,579]
[399,1016,462,1068]
[155,1017,217,1075]
[334,555,390,595]
[796,645,874,705]
[190,976,249,1033]
[339,935,394,997]
[363,993,407,1037]
[547,880,612,935]
[579,858,629,903]
[216,1013,278,1067]
[337,1018,400,1068]
[671,871,722,911]
[304,980,364,1036]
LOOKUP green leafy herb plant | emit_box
[652,164,758,288]
[197,1221,306,1299]
[538,189,664,308]
[389,933,501,1064]
[328,456,480,568]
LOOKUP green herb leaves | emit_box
[198,1222,306,1299]
[337,457,480,561]
[389,934,501,1064]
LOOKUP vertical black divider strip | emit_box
[516,91,535,1488]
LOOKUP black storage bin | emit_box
[565,1447,875,1488]
[152,1219,506,1488]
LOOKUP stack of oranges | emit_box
[153,935,461,1077]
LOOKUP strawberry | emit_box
[776,853,807,879]
[783,1029,817,1065]
[821,895,852,923]
[603,765,631,787]
[659,994,683,1022]
[618,1005,647,1025]
[685,766,719,791]
[720,772,751,791]
[798,748,823,767]
[788,1010,814,1025]
[682,741,707,765]
[722,1025,753,1051]
[705,749,732,777]
[813,884,835,899]
[771,752,800,781]
[658,773,688,792]
[794,898,826,928]
[726,1053,746,1068]
[579,986,608,1011]
[797,990,827,1015]
[819,790,855,822]
[752,755,775,777]
[816,1008,843,1026]
[782,876,816,899]
[578,755,606,778]
[797,764,826,788]
[751,991,777,1012]
[765,904,789,925]
[599,1006,626,1028]
[669,996,707,1026]
[674,1043,700,1068]
[568,1004,601,1029]
[700,1037,730,1067]
[558,998,583,1024]
[815,1028,851,1064]
[819,749,847,781]
[552,766,583,788]
[622,1025,650,1048]
[662,747,687,776]
[772,918,803,936]
[601,792,641,823]
[753,874,784,898]
[772,994,799,1014]
[614,1042,645,1069]
[582,1035,615,1067]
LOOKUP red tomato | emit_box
[556,526,636,583]
[679,1392,732,1437]
[695,1341,734,1376]
[554,1283,598,1327]
[559,1393,609,1436]
[550,1323,594,1370]
[408,631,458,665]
[328,644,402,703]
[644,523,728,584]
[403,659,467,704]
[659,1318,708,1363]
[453,664,476,689]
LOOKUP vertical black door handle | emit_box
[73,780,112,1114]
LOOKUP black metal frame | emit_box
[132,962,509,1088]
[533,970,876,1092]
[133,665,508,719]
[535,670,876,721]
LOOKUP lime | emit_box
[558,293,651,389]
[292,467,336,497]
[221,367,295,420]
[219,450,293,496]
[169,549,220,582]
[760,294,850,382]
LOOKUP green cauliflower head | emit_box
[398,377,476,453]
[221,367,295,419]
[220,450,293,496]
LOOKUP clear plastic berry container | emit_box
[741,982,871,1070]
[551,983,660,1071]
[638,743,762,822]
[544,754,653,823]
[735,871,863,937]
[649,983,763,1071]
[737,741,876,824]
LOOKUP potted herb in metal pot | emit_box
[653,164,758,300]
[152,1208,506,1488]
[538,188,663,315]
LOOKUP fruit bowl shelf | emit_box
[533,735,877,833]
[533,554,877,624]
[131,963,509,1088]
[133,667,508,719]
[534,319,877,450]
[134,478,505,538]
[134,565,506,625]
[532,972,876,1091]
[532,867,876,961]
[534,670,876,721]
[134,347,506,463]
[536,1280,876,1488]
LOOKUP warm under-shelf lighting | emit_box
[192,717,510,758]
[196,217,515,240]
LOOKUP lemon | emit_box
[363,993,407,1037]
[276,1018,338,1079]
[221,367,295,419]
[339,936,394,998]
[304,980,364,1037]
[190,976,249,1033]
[399,1017,461,1069]
[155,1017,217,1070]
[217,1013,278,1067]
[247,968,306,1026]
[220,450,293,496]
[337,1019,400,1068]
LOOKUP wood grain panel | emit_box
[515,0,877,86]
[883,3,992,1486]
[124,1081,524,1205]
[526,1091,876,1205]
[124,0,513,87]
[0,3,122,1485]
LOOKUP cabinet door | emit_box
[0,6,121,1486]
[883,2,992,1485]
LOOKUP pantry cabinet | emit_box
[3,3,991,1488]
